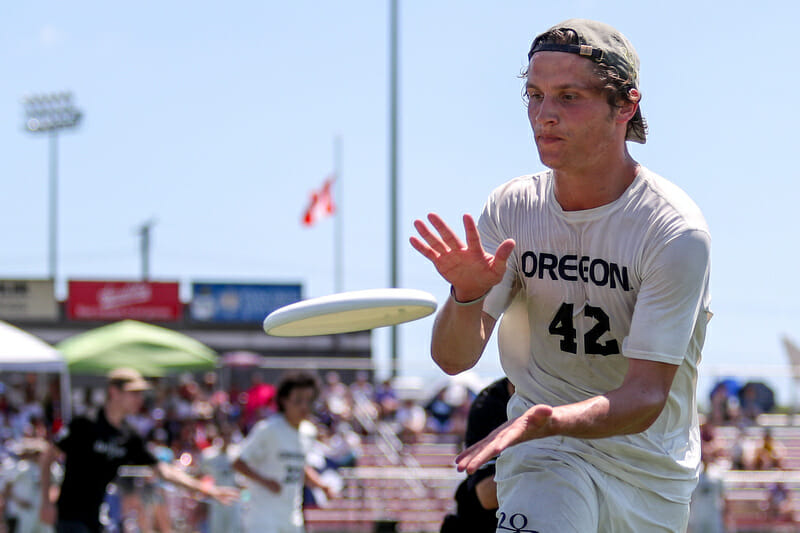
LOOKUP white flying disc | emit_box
[263,288,438,337]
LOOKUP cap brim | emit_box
[123,380,151,392]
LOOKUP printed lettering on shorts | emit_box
[498,512,540,533]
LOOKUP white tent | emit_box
[0,320,71,421]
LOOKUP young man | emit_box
[39,368,239,533]
[411,19,711,532]
[233,371,335,533]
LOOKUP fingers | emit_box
[454,405,555,475]
[413,218,450,256]
[428,213,466,251]
[462,214,484,251]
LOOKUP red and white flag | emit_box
[301,176,336,227]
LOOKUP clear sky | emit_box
[2,1,799,407]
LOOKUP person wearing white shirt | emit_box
[233,371,335,533]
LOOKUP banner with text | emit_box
[190,282,302,323]
[67,280,182,321]
[0,279,58,321]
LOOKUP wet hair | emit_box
[522,28,647,141]
[276,370,319,413]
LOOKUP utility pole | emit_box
[137,219,157,280]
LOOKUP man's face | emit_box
[526,51,622,172]
[281,386,316,428]
[114,387,145,416]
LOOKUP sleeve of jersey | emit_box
[477,188,520,321]
[125,435,158,466]
[623,229,711,365]
[54,417,86,455]
[237,423,270,467]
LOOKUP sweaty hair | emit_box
[522,28,647,141]
[276,370,319,413]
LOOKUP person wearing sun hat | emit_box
[411,18,711,533]
[38,367,240,533]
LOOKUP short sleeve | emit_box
[623,229,711,364]
[477,191,520,320]
[237,421,271,467]
[54,417,89,455]
[124,434,158,466]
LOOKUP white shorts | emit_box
[495,446,690,533]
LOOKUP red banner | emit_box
[67,280,182,321]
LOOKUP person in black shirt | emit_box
[441,377,513,533]
[39,368,239,533]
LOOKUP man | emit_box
[199,422,243,533]
[440,377,512,533]
[233,370,336,533]
[39,368,239,533]
[411,19,711,532]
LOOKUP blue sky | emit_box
[2,1,799,407]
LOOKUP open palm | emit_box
[410,213,515,301]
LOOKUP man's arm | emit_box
[410,213,514,374]
[303,465,337,499]
[474,476,498,510]
[430,301,497,375]
[38,442,59,525]
[231,457,280,493]
[456,358,679,474]
[155,461,239,504]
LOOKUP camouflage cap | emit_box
[528,19,645,144]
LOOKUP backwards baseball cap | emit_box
[528,19,646,144]
[108,367,151,392]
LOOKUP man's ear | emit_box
[617,88,641,124]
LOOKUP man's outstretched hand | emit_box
[410,213,515,302]
[456,404,554,475]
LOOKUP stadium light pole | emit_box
[22,92,83,285]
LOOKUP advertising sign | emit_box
[190,282,302,323]
[67,280,182,321]
[0,279,58,321]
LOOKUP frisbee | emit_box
[263,288,438,337]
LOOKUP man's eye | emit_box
[562,93,578,101]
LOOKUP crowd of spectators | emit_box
[0,369,475,533]
[3,370,796,533]
[688,379,798,532]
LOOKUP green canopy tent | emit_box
[57,320,217,376]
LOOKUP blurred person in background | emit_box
[394,398,427,445]
[373,379,399,422]
[688,434,727,533]
[199,422,243,533]
[441,377,513,533]
[39,367,239,533]
[233,371,336,533]
[751,428,785,471]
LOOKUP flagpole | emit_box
[334,135,343,293]
[388,0,400,378]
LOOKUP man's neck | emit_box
[103,404,125,428]
[552,156,639,211]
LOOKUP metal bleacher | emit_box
[305,433,463,533]
[715,421,800,532]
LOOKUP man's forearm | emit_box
[431,299,495,375]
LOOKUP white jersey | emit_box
[480,166,711,504]
[237,414,312,530]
